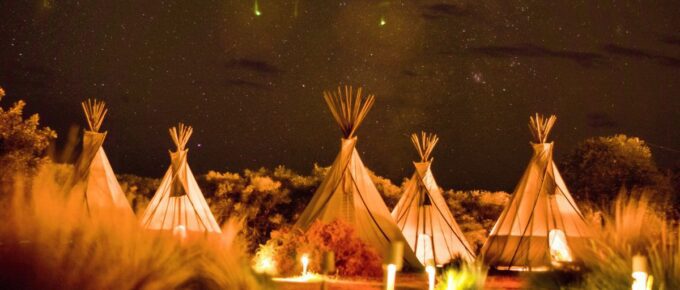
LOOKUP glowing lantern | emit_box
[425,259,436,290]
[253,246,277,275]
[385,264,397,290]
[384,241,404,290]
[632,255,653,290]
[254,256,275,274]
[549,229,572,263]
[173,225,187,241]
[301,254,310,276]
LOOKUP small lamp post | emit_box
[384,241,404,290]
[301,254,310,276]
[322,251,336,275]
[425,259,436,290]
[632,254,652,290]
[321,251,335,290]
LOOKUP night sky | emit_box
[0,1,678,191]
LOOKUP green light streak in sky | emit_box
[254,0,261,16]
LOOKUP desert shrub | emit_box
[259,219,383,277]
[0,163,268,290]
[0,88,56,193]
[561,135,671,207]
[200,166,320,252]
[444,190,509,251]
[117,174,160,213]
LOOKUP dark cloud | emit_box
[224,58,282,74]
[466,44,608,68]
[660,36,680,46]
[421,3,471,19]
[603,44,680,68]
[586,112,617,128]
[225,79,268,89]
[401,70,418,77]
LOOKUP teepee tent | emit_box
[70,99,135,219]
[481,114,591,271]
[392,132,475,265]
[295,86,422,270]
[140,123,221,236]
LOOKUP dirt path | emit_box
[273,274,525,290]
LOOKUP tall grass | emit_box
[0,163,270,289]
[435,260,488,290]
[579,190,680,289]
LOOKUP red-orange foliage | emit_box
[263,219,383,277]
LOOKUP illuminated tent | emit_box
[70,99,135,219]
[392,132,475,265]
[140,123,221,236]
[480,114,591,271]
[295,86,422,270]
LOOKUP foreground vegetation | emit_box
[0,164,269,290]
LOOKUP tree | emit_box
[560,135,669,206]
[0,87,57,189]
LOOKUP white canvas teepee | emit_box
[392,132,475,265]
[481,114,591,271]
[70,99,135,219]
[140,123,221,236]
[295,86,422,270]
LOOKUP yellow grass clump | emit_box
[0,162,271,290]
[579,190,680,289]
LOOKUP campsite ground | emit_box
[274,273,525,290]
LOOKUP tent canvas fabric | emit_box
[481,141,591,270]
[392,161,475,265]
[294,137,423,269]
[70,130,136,219]
[140,125,221,235]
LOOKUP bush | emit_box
[0,162,268,290]
[444,190,509,251]
[561,135,671,207]
[259,219,383,277]
[0,88,56,193]
[200,166,321,252]
[117,174,160,214]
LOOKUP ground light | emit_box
[384,241,404,290]
[301,254,310,276]
[425,259,436,290]
[384,264,397,290]
[632,255,653,290]
[172,225,187,242]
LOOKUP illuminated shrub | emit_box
[261,219,383,277]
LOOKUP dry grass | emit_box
[0,163,270,290]
[578,190,680,289]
